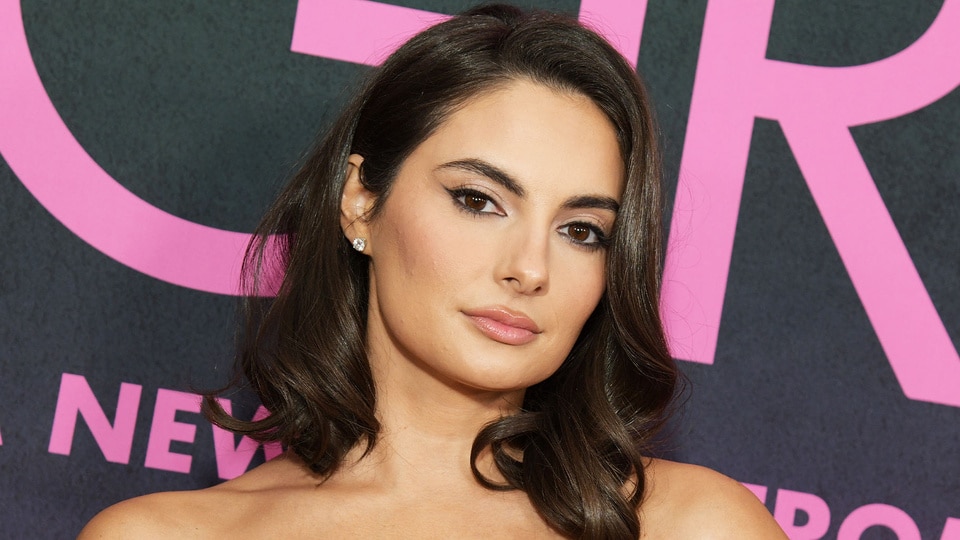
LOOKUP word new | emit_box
[46,373,281,479]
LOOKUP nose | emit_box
[498,227,550,295]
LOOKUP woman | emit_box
[81,4,785,538]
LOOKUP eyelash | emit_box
[448,187,503,216]
[561,222,611,251]
[446,187,611,251]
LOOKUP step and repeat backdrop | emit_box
[1,1,958,538]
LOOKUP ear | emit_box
[340,154,376,249]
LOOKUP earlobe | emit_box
[340,154,375,251]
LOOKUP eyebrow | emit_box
[562,195,620,214]
[437,158,620,214]
[437,159,525,197]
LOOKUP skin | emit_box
[79,80,787,539]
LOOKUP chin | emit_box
[447,358,558,395]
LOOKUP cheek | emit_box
[374,202,477,319]
[391,212,468,284]
[552,260,606,337]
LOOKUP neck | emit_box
[339,326,523,491]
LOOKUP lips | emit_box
[463,307,542,346]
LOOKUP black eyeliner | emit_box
[562,222,611,251]
[445,186,500,216]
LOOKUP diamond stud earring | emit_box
[352,237,366,252]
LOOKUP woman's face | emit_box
[345,79,624,398]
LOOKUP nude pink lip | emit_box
[463,307,542,346]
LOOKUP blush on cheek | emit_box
[394,215,439,277]
[403,210,472,279]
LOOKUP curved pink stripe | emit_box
[0,1,269,296]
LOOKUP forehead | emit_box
[407,79,625,199]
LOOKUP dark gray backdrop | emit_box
[1,1,957,538]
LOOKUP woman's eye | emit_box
[561,223,607,248]
[463,193,493,212]
[449,188,501,215]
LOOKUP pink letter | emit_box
[212,399,283,480]
[943,518,960,540]
[662,0,960,408]
[837,503,921,540]
[772,488,831,540]
[144,389,201,474]
[0,2,286,296]
[290,0,648,67]
[290,0,449,66]
[47,373,142,464]
[741,482,768,503]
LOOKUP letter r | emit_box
[662,0,960,408]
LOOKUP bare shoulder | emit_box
[78,489,220,539]
[79,454,309,539]
[639,458,787,540]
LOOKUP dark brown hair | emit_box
[205,4,678,538]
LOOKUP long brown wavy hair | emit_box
[204,4,679,538]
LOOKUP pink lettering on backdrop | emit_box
[291,0,448,65]
[144,389,201,474]
[0,0,642,296]
[291,0,647,68]
[944,518,960,540]
[662,0,960,407]
[2,0,956,404]
[0,2,282,296]
[212,399,283,480]
[837,503,921,540]
[771,488,831,539]
[742,482,768,503]
[47,373,142,464]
